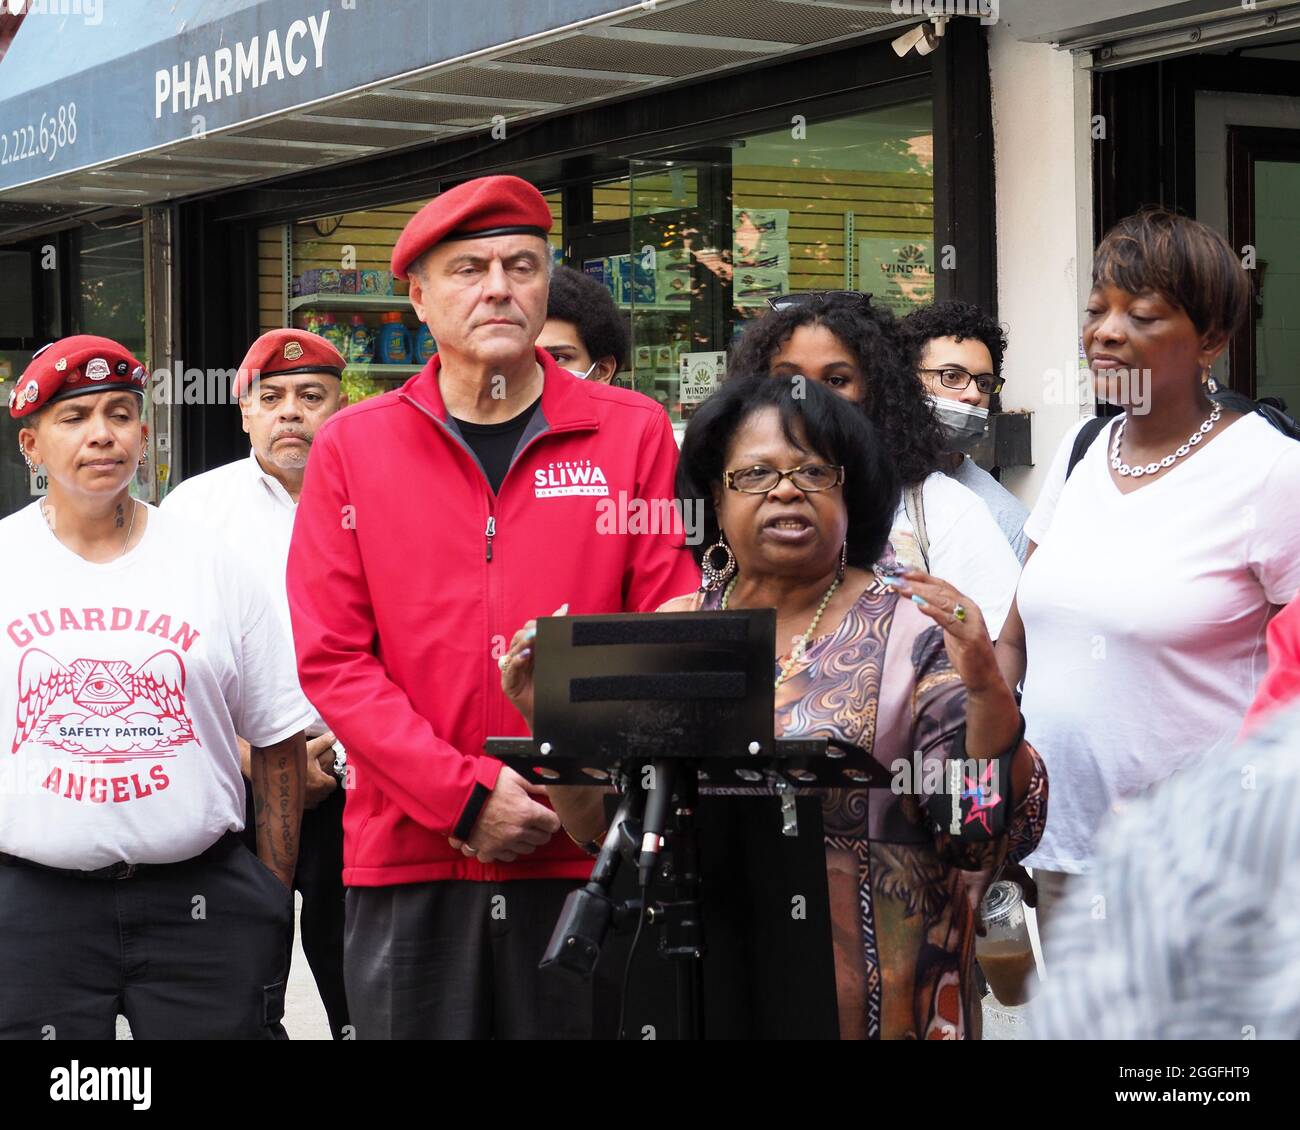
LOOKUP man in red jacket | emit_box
[287,175,699,1039]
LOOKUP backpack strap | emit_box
[1066,416,1112,480]
[903,481,930,572]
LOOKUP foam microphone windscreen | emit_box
[569,617,751,647]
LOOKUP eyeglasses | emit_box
[723,463,845,494]
[766,291,872,312]
[920,367,1004,397]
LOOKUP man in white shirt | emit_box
[163,328,351,1038]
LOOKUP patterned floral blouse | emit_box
[683,583,1049,1040]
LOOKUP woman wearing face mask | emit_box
[902,301,1029,562]
[538,265,629,383]
[995,210,1300,945]
[730,292,1021,637]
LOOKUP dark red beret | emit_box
[232,329,345,399]
[391,175,552,280]
[9,335,146,420]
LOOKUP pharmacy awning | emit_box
[0,0,914,234]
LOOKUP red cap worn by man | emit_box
[287,175,699,1039]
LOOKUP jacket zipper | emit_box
[485,515,495,561]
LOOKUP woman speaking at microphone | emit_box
[0,336,311,1039]
[501,376,1047,1040]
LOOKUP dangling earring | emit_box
[18,440,35,474]
[838,541,848,580]
[1205,367,1220,395]
[701,534,737,591]
[138,451,148,467]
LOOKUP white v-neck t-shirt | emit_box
[0,502,314,869]
[1018,412,1300,874]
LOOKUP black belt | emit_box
[0,830,242,881]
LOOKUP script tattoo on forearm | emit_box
[251,735,305,882]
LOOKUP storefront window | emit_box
[732,100,934,322]
[1,221,148,516]
[600,100,934,425]
[73,222,147,359]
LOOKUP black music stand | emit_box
[486,609,892,1040]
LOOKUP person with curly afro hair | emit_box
[901,300,1029,562]
[728,292,1020,636]
[538,265,629,384]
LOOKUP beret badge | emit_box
[283,341,304,361]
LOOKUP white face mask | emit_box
[565,360,598,380]
[927,394,990,453]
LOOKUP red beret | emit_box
[9,335,146,420]
[232,329,345,399]
[391,175,552,280]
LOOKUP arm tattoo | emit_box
[250,733,305,883]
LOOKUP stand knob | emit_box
[748,741,761,755]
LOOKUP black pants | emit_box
[0,836,291,1040]
[241,780,350,1039]
[344,879,593,1039]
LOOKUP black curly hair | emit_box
[727,294,945,486]
[901,300,1008,379]
[546,264,629,370]
[677,374,901,571]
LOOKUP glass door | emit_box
[1227,126,1300,405]
[628,158,731,425]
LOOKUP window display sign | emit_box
[679,351,726,405]
[858,237,934,316]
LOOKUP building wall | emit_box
[987,26,1096,511]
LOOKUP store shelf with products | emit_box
[343,363,419,378]
[289,293,410,314]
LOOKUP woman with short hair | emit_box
[0,335,310,1039]
[502,376,1047,1039]
[996,209,1300,935]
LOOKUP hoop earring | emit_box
[701,535,737,591]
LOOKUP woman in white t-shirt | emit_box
[996,211,1300,941]
[729,293,1020,635]
[0,335,313,1040]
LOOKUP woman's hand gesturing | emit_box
[886,570,1002,695]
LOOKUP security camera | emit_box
[891,16,949,58]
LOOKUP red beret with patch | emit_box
[9,335,147,420]
[391,174,552,281]
[232,329,345,399]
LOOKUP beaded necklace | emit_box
[721,574,841,689]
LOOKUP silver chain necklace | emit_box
[1110,403,1222,479]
